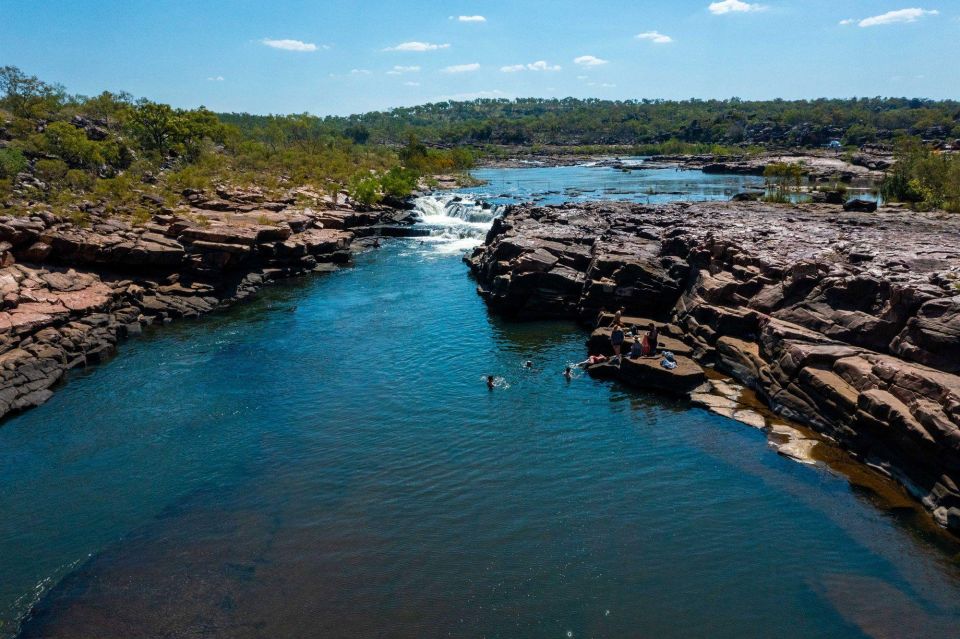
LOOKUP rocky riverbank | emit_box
[465,199,960,534]
[479,147,893,184]
[0,186,419,422]
[604,149,892,182]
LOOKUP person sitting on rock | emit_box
[629,336,644,359]
[646,323,659,357]
[610,322,626,361]
[613,307,624,325]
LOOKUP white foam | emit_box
[412,193,504,254]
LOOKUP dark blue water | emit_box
[1,169,959,637]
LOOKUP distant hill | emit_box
[220,97,960,148]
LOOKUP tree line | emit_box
[221,96,960,148]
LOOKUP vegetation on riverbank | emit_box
[0,67,473,222]
[881,138,960,212]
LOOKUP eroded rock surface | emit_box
[466,200,960,533]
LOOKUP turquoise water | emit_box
[1,168,959,637]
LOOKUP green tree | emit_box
[129,100,178,154]
[0,66,66,119]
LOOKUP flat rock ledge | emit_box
[465,200,960,534]
[0,188,419,422]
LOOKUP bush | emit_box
[42,121,103,169]
[881,138,960,212]
[349,175,381,206]
[764,162,805,201]
[0,147,27,178]
[380,167,418,199]
[64,169,95,191]
[34,158,68,183]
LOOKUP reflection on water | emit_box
[0,166,958,638]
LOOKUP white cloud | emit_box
[708,0,765,15]
[635,31,674,44]
[442,63,481,73]
[455,15,486,22]
[384,41,451,52]
[576,75,588,80]
[349,69,371,75]
[588,82,617,88]
[839,18,856,25]
[404,81,421,86]
[261,38,319,52]
[857,8,939,27]
[386,65,421,75]
[501,60,562,72]
[574,55,609,67]
[206,75,224,81]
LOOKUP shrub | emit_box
[763,162,805,201]
[65,169,95,191]
[42,121,103,169]
[881,137,960,212]
[0,147,27,178]
[349,175,381,206]
[380,167,418,199]
[34,158,68,183]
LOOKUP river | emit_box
[1,163,958,638]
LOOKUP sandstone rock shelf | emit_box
[0,188,418,423]
[465,200,960,534]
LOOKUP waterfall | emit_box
[412,193,505,252]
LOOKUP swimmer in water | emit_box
[487,375,495,390]
[563,366,573,381]
[524,360,533,368]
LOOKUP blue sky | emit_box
[3,1,958,115]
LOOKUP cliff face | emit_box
[0,188,414,422]
[465,200,960,533]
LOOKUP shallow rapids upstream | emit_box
[2,164,960,638]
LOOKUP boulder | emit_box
[843,198,878,213]
[615,354,707,395]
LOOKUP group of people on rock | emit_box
[605,307,660,364]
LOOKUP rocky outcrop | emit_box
[0,187,416,422]
[466,200,960,534]
[671,151,887,182]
